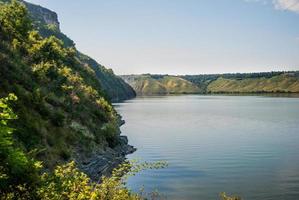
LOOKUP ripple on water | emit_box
[117,95,299,200]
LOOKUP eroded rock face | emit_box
[78,136,136,181]
[23,1,60,30]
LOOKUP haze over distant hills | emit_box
[121,71,299,95]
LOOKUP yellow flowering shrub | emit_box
[37,160,167,200]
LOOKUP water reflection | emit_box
[115,95,299,200]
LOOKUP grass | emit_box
[207,74,299,93]
[127,75,201,95]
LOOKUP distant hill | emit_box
[121,75,202,95]
[207,74,299,93]
[121,72,299,95]
[22,0,135,102]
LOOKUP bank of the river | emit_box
[78,118,136,181]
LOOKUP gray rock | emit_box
[78,135,136,181]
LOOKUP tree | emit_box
[0,0,32,42]
[0,94,40,198]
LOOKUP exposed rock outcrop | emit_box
[79,135,136,181]
[23,0,136,102]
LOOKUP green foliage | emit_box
[0,94,41,197]
[78,53,136,102]
[0,0,120,168]
[28,34,66,63]
[50,110,65,127]
[37,160,167,200]
[0,0,32,42]
[98,122,119,147]
[2,158,167,200]
[0,93,166,200]
[0,94,26,179]
[121,75,202,95]
[0,93,164,200]
[220,192,242,200]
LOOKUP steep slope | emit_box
[78,53,136,102]
[22,0,135,102]
[0,0,134,180]
[121,75,202,95]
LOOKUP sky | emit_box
[26,0,299,75]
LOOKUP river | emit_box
[114,95,299,200]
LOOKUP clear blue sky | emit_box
[26,0,299,75]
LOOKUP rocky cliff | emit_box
[23,0,136,102]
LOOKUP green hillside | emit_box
[22,0,135,102]
[122,72,299,95]
[121,75,202,95]
[0,0,134,174]
[207,74,299,93]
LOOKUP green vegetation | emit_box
[207,74,299,93]
[0,94,236,199]
[0,96,164,199]
[0,92,166,199]
[0,1,244,199]
[79,54,136,102]
[22,1,136,102]
[0,0,120,169]
[220,193,241,200]
[121,72,299,95]
[121,75,202,95]
[0,94,40,197]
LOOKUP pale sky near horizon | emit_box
[26,0,299,75]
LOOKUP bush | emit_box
[0,0,32,42]
[0,94,41,197]
[51,110,65,127]
[37,160,167,200]
[99,122,118,147]
[220,192,242,200]
[59,148,71,161]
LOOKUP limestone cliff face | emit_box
[23,1,60,30]
[23,1,136,102]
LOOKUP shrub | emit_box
[0,0,32,42]
[220,192,242,200]
[99,122,118,147]
[37,160,167,200]
[0,94,41,197]
[51,110,65,127]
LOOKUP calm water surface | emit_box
[114,95,299,200]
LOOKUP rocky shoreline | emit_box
[78,120,136,181]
